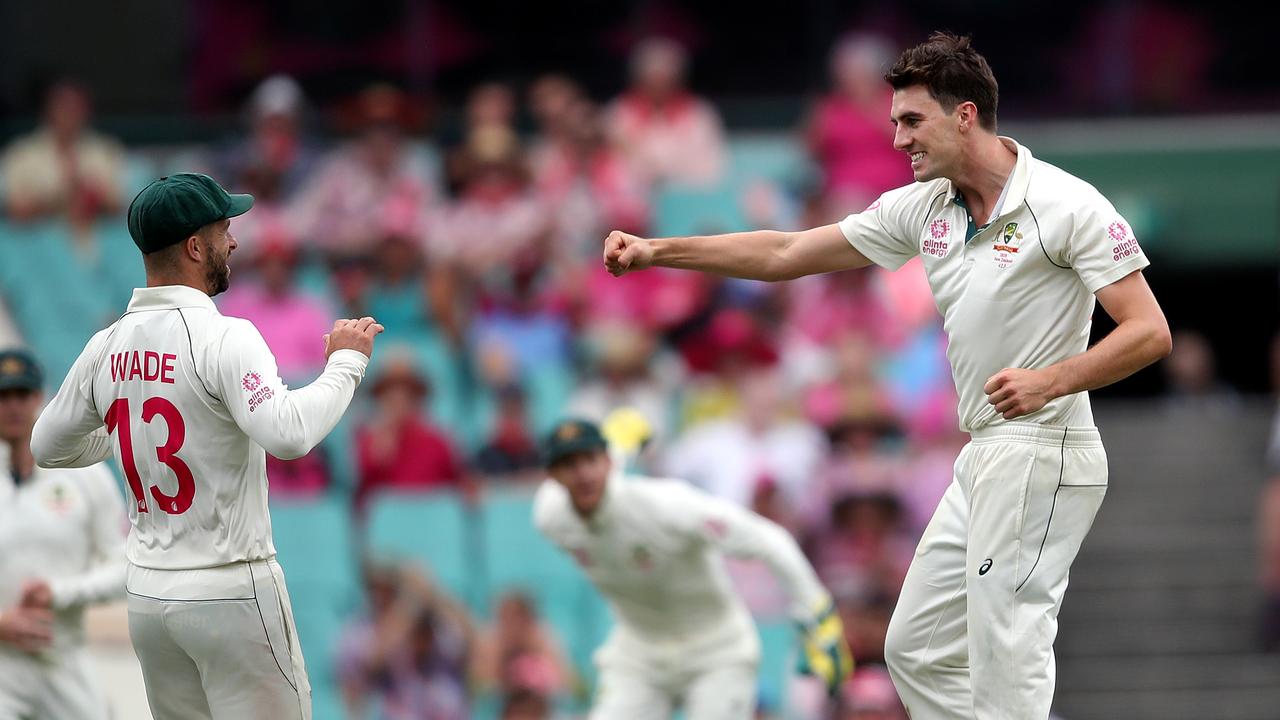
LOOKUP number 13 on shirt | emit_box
[105,397,196,515]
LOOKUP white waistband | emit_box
[969,423,1101,448]
[127,557,278,602]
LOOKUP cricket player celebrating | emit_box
[533,416,853,720]
[30,173,383,719]
[602,33,1171,720]
[0,348,126,720]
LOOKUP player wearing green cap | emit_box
[534,416,853,719]
[32,173,384,720]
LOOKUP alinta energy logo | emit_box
[242,371,274,412]
[1108,221,1142,262]
[923,218,951,257]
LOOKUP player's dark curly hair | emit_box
[885,32,999,131]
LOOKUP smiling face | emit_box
[890,85,968,182]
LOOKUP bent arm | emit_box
[1046,270,1172,397]
[221,322,368,460]
[32,335,114,469]
[674,487,829,618]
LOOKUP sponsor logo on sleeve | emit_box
[1108,221,1143,262]
[704,517,729,539]
[242,371,274,412]
[923,218,951,257]
[865,199,882,212]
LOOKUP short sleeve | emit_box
[1067,200,1150,293]
[837,185,928,271]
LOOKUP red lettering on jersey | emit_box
[111,350,180,384]
[161,353,176,384]
[128,352,143,380]
[143,351,161,381]
[110,353,129,382]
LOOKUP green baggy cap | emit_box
[127,173,254,254]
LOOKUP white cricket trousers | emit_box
[590,663,758,720]
[885,423,1107,720]
[0,646,107,720]
[126,557,311,720]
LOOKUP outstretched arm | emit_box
[985,270,1172,419]
[603,223,872,282]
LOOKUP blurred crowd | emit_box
[0,32,1018,720]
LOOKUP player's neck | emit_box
[145,272,211,296]
[3,436,34,481]
[952,134,1016,220]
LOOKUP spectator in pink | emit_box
[532,96,649,264]
[290,84,434,258]
[217,228,332,383]
[605,37,726,187]
[806,34,912,213]
[838,666,908,720]
[354,356,464,512]
[431,125,550,289]
[471,592,573,698]
[3,81,124,229]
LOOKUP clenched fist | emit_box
[984,367,1058,420]
[603,230,655,277]
[324,317,385,359]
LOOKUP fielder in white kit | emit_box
[602,33,1172,720]
[30,173,383,720]
[0,348,127,720]
[533,418,853,720]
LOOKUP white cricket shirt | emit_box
[839,137,1150,432]
[0,452,126,651]
[533,470,827,670]
[31,285,368,571]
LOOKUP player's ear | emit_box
[957,101,978,132]
[184,233,203,263]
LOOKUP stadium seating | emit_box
[364,490,476,606]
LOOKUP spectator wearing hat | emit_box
[0,348,127,720]
[354,356,463,512]
[3,81,125,230]
[220,75,319,206]
[214,75,321,256]
[431,123,551,289]
[290,84,435,257]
